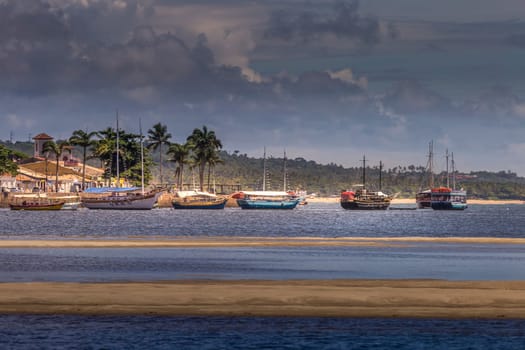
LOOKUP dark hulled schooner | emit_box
[340,156,392,210]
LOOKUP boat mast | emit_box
[139,118,145,195]
[263,147,266,191]
[451,152,456,190]
[379,160,383,191]
[445,149,450,188]
[116,109,120,188]
[362,155,366,189]
[429,140,434,188]
[283,149,287,192]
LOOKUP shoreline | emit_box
[2,279,525,318]
[305,197,524,205]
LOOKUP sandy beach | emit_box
[1,236,525,248]
[1,279,525,318]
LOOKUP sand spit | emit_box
[2,279,525,318]
[0,236,525,248]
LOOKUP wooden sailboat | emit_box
[340,156,392,210]
[172,191,228,209]
[9,196,65,210]
[81,114,163,210]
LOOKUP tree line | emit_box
[2,130,525,199]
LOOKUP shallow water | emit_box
[2,203,524,348]
[0,243,525,282]
[1,203,524,281]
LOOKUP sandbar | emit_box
[0,236,525,248]
[1,279,525,318]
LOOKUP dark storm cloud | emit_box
[264,0,384,44]
[0,0,371,105]
[63,0,156,44]
[274,71,364,98]
[382,81,452,115]
[0,0,72,95]
[0,0,232,98]
[462,86,525,119]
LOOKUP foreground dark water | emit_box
[2,203,524,348]
[2,316,525,349]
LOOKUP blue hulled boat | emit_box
[429,150,468,210]
[235,191,300,209]
[430,187,468,210]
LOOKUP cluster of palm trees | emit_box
[173,125,222,192]
[41,124,222,192]
[142,123,224,191]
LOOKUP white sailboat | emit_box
[81,114,163,210]
[430,150,468,210]
[235,148,300,209]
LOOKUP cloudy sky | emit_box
[1,0,525,174]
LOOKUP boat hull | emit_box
[431,201,468,210]
[9,202,65,211]
[340,200,390,210]
[172,199,227,209]
[81,191,162,210]
[237,199,300,209]
[430,188,467,210]
[416,191,432,209]
[417,201,432,209]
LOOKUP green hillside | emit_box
[162,151,525,200]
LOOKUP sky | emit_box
[1,0,525,174]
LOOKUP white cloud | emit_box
[328,68,368,90]
[154,4,263,82]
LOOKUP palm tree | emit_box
[207,150,223,192]
[69,130,97,190]
[167,142,191,190]
[186,125,222,191]
[43,140,71,192]
[93,128,116,185]
[147,123,171,185]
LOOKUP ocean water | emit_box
[1,202,524,238]
[1,203,525,348]
[2,316,525,349]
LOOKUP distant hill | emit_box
[161,150,525,200]
[1,141,33,157]
[4,141,525,199]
